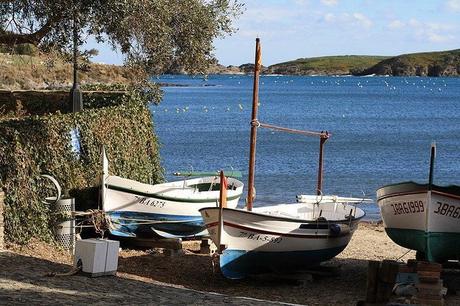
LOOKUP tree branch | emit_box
[0,17,59,45]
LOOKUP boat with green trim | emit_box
[101,149,244,239]
[377,144,460,262]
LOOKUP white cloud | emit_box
[388,20,405,29]
[403,18,457,43]
[322,12,373,29]
[321,0,338,6]
[294,0,310,6]
[323,13,335,23]
[427,32,454,42]
[408,18,421,27]
[446,0,460,12]
[352,13,373,28]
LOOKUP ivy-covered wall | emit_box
[0,89,130,117]
[0,94,163,244]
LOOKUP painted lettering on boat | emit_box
[238,231,282,243]
[433,201,460,219]
[135,196,166,208]
[390,200,424,215]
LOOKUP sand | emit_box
[2,223,460,305]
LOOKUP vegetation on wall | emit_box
[0,93,163,244]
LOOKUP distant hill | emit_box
[355,49,460,77]
[0,52,133,90]
[267,55,389,76]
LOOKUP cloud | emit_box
[388,20,405,29]
[323,12,373,29]
[352,13,373,28]
[294,0,310,6]
[427,32,455,42]
[323,13,335,23]
[446,0,460,12]
[321,0,338,6]
[397,18,457,43]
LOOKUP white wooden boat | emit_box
[200,39,368,279]
[200,197,366,279]
[101,149,244,238]
[377,144,460,262]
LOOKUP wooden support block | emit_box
[416,280,443,290]
[163,248,183,257]
[414,297,444,306]
[376,260,400,303]
[380,260,400,283]
[200,238,211,254]
[399,264,415,273]
[417,261,443,272]
[407,259,418,268]
[417,292,442,299]
[418,270,441,283]
[365,260,380,303]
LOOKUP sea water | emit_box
[150,75,460,220]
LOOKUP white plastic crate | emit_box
[74,239,120,277]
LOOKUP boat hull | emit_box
[103,176,243,238]
[377,182,460,262]
[200,204,363,279]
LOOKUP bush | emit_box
[14,43,39,56]
[0,95,163,244]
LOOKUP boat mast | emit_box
[247,38,262,211]
[428,141,436,190]
[316,132,329,195]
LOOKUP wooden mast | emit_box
[316,132,329,195]
[428,141,436,190]
[217,170,227,253]
[247,38,262,211]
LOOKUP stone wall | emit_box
[0,191,4,250]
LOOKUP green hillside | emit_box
[358,49,460,76]
[268,55,389,75]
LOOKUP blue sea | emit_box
[150,75,460,220]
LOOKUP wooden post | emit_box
[366,260,380,303]
[376,260,399,302]
[247,37,262,211]
[316,133,329,195]
[0,191,4,250]
[217,170,227,253]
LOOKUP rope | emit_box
[85,209,113,237]
[45,260,82,277]
[395,249,413,262]
[252,120,330,138]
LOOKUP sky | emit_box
[88,0,460,67]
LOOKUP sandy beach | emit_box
[1,223,459,305]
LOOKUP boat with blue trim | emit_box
[101,149,244,239]
[199,38,368,279]
[200,197,366,279]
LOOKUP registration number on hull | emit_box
[433,201,460,219]
[389,200,424,215]
[135,196,166,208]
